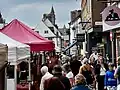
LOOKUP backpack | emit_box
[44,77,65,90]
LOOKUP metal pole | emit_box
[15,47,17,90]
[110,31,115,63]
[14,65,17,90]
[42,52,44,65]
[112,39,114,64]
[5,67,7,90]
[28,58,31,90]
[43,52,46,64]
[84,30,87,54]
[110,31,114,64]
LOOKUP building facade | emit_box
[81,0,111,58]
[99,0,120,63]
[0,12,5,29]
[64,10,86,56]
[113,1,120,63]
[58,25,69,51]
[43,6,56,25]
[35,7,63,52]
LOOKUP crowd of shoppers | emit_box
[38,51,120,90]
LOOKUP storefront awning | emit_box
[63,41,77,52]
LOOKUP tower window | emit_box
[44,30,48,34]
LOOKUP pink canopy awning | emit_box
[0,19,55,51]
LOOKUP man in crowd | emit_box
[40,66,53,90]
[44,65,71,90]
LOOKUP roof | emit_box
[50,6,55,14]
[0,19,55,51]
[43,18,62,37]
[69,14,81,25]
[69,10,81,25]
[58,28,68,36]
[34,19,56,38]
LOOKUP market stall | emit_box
[6,43,30,90]
[0,19,55,90]
[0,19,55,51]
[0,32,30,90]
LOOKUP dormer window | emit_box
[44,30,48,34]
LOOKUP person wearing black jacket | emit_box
[70,55,82,77]
[95,54,108,90]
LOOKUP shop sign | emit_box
[76,34,85,42]
[81,0,92,29]
[102,6,120,31]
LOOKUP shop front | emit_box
[101,5,120,64]
[0,61,8,90]
[116,30,120,63]
[0,44,8,90]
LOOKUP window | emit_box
[35,31,39,33]
[56,32,59,37]
[48,37,52,40]
[49,27,54,33]
[44,30,48,34]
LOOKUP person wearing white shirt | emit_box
[40,66,53,90]
[95,54,108,90]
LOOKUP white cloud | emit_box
[3,0,80,28]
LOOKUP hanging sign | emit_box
[102,6,120,31]
[76,34,85,42]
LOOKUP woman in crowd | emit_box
[79,58,95,87]
[71,74,91,90]
[63,63,74,86]
[95,54,108,90]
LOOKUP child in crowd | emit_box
[104,63,117,90]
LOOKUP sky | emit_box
[0,0,80,28]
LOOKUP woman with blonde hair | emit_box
[79,58,94,86]
[71,74,91,90]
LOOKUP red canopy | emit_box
[0,19,55,51]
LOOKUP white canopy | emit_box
[55,46,61,52]
[0,32,30,65]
